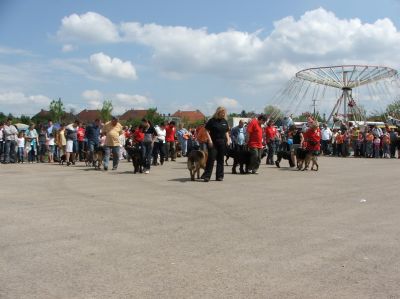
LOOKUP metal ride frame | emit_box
[295,65,398,123]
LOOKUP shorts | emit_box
[66,140,77,153]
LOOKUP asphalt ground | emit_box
[1,156,400,298]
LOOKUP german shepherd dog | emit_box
[93,147,105,170]
[187,150,208,181]
[126,143,144,174]
[296,148,319,171]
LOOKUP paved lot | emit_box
[1,156,400,298]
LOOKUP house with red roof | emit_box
[76,109,101,123]
[171,110,206,124]
[119,109,153,121]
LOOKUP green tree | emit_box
[145,107,164,125]
[19,115,31,124]
[100,100,113,122]
[386,99,400,119]
[264,105,284,119]
[49,98,65,123]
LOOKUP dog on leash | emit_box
[187,150,208,180]
[126,143,144,173]
[275,150,295,168]
[303,151,319,171]
[296,148,319,171]
[93,147,105,170]
[232,149,251,174]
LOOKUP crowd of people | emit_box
[1,109,399,181]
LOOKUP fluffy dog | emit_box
[187,150,208,181]
[232,149,251,174]
[225,147,236,166]
[126,144,143,174]
[275,150,295,168]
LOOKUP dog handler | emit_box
[202,106,231,182]
[246,114,267,174]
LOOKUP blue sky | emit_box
[1,0,400,116]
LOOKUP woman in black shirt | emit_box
[202,106,231,182]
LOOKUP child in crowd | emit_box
[373,136,381,158]
[47,133,55,163]
[335,130,344,157]
[365,131,374,158]
[382,132,391,158]
[17,131,25,163]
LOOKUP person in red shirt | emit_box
[77,122,86,161]
[246,114,267,174]
[264,120,277,165]
[303,121,321,154]
[165,121,176,161]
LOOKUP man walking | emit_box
[246,114,267,174]
[231,119,246,151]
[102,117,123,171]
[265,120,277,165]
[85,119,101,164]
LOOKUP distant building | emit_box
[32,109,51,119]
[171,110,205,124]
[119,109,154,121]
[76,109,101,124]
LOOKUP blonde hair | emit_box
[212,106,227,120]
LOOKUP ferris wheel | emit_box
[268,65,399,124]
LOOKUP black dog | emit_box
[232,149,251,174]
[126,144,144,174]
[275,150,295,168]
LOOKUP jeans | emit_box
[266,141,275,164]
[249,147,262,171]
[143,142,154,170]
[87,140,99,162]
[179,139,188,156]
[203,139,226,180]
[78,141,86,160]
[165,141,176,160]
[103,146,120,169]
[152,142,165,164]
[3,140,16,163]
[18,147,24,162]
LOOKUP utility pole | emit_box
[312,98,317,119]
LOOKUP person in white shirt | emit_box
[17,131,25,163]
[152,122,167,166]
[321,123,332,155]
[2,118,18,163]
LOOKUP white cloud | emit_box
[80,90,152,114]
[56,8,400,86]
[62,44,77,52]
[0,46,32,56]
[89,52,137,80]
[0,92,52,116]
[82,89,103,100]
[57,12,120,43]
[205,97,242,115]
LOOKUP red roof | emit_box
[77,109,101,123]
[33,109,51,118]
[119,109,152,121]
[172,110,205,123]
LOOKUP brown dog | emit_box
[187,150,208,181]
[93,147,105,170]
[303,151,319,171]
